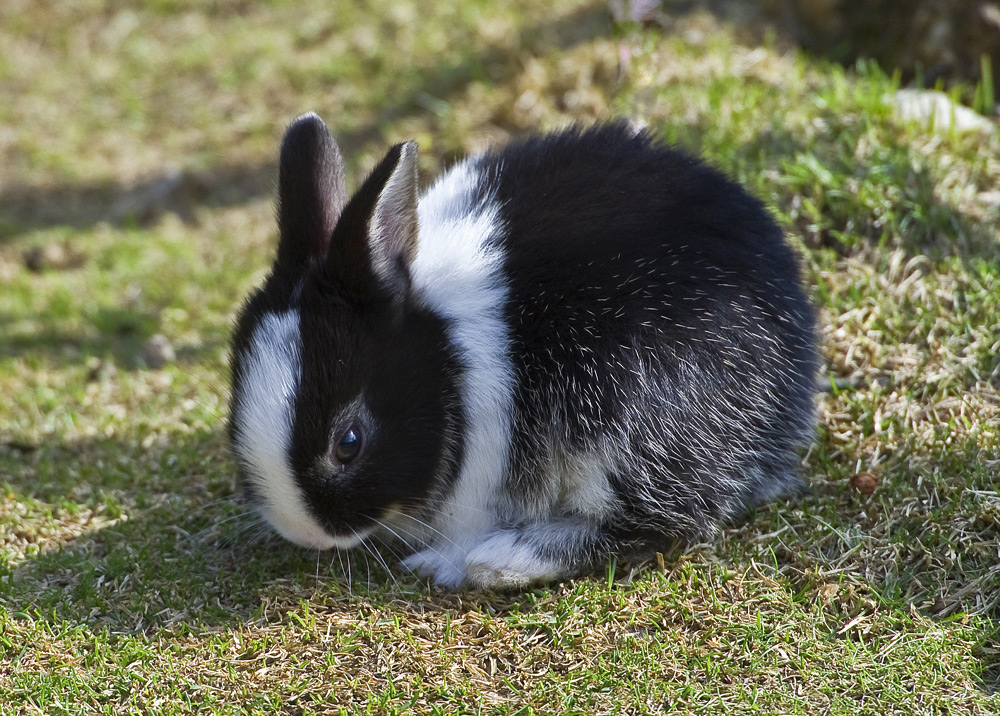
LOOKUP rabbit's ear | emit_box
[325,141,419,302]
[276,113,347,271]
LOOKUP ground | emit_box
[0,1,997,714]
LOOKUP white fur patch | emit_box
[401,547,468,589]
[556,450,618,519]
[409,159,514,570]
[465,531,564,589]
[232,310,339,550]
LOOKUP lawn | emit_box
[0,1,997,714]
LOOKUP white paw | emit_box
[401,547,467,588]
[464,532,563,589]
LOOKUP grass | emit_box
[1,1,998,714]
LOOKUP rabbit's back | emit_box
[443,123,818,541]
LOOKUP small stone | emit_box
[86,357,118,382]
[893,89,995,134]
[23,243,67,272]
[849,471,878,495]
[21,242,86,273]
[141,334,175,370]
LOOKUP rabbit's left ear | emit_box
[275,113,348,272]
[324,141,419,303]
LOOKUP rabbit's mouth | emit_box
[260,499,376,551]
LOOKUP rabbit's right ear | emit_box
[275,113,347,271]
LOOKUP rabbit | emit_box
[227,112,818,590]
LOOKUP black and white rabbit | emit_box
[228,113,817,589]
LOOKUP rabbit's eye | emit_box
[333,425,364,464]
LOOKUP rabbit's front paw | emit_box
[464,532,563,589]
[402,547,467,588]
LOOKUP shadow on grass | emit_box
[1,425,996,696]
[0,3,611,243]
[626,0,991,92]
[0,427,546,637]
[0,306,232,373]
[1,307,153,365]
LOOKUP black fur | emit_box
[473,123,817,571]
